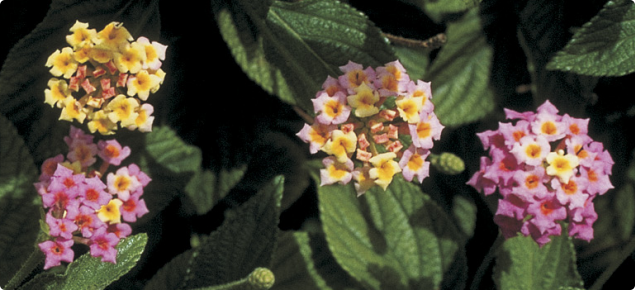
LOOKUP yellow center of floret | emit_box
[396,97,422,124]
[324,99,343,119]
[97,199,123,224]
[541,121,557,135]
[416,121,432,139]
[407,153,424,171]
[347,69,368,88]
[546,150,579,183]
[525,144,542,159]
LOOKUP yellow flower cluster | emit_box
[45,21,167,135]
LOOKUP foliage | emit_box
[1,0,635,289]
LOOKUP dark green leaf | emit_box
[395,0,476,23]
[213,0,395,112]
[319,177,464,290]
[270,231,363,290]
[184,166,247,215]
[0,113,41,286]
[393,45,430,82]
[452,195,477,239]
[0,0,161,165]
[144,176,284,290]
[547,0,635,76]
[493,232,584,290]
[425,8,496,127]
[145,126,203,173]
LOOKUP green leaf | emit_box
[0,0,161,165]
[22,234,148,290]
[0,113,41,286]
[392,45,430,82]
[141,125,248,215]
[144,176,284,290]
[145,126,203,173]
[451,195,477,239]
[184,166,247,215]
[493,232,584,290]
[319,177,464,290]
[425,8,496,127]
[270,231,363,290]
[547,0,635,77]
[213,0,396,112]
[395,0,476,23]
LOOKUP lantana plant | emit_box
[297,60,444,195]
[34,126,150,269]
[468,100,614,246]
[44,20,167,135]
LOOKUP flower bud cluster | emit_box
[468,100,614,246]
[44,20,167,135]
[34,126,150,269]
[297,60,444,195]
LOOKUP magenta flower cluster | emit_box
[34,126,150,269]
[297,60,443,195]
[468,101,614,246]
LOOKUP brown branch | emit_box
[384,33,447,50]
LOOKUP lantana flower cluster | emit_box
[468,101,614,246]
[34,126,150,269]
[44,20,167,135]
[297,60,444,196]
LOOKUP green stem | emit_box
[4,248,44,290]
[469,233,505,290]
[589,236,635,290]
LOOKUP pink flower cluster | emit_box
[468,101,614,246]
[297,60,443,195]
[34,126,150,269]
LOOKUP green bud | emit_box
[430,152,465,175]
[248,267,275,289]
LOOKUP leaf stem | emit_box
[589,236,635,290]
[4,248,44,290]
[293,105,314,124]
[384,33,447,50]
[469,233,504,290]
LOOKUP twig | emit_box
[384,33,447,50]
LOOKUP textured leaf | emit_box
[452,195,477,239]
[142,125,247,215]
[213,0,395,112]
[517,0,597,109]
[319,177,463,290]
[21,234,148,290]
[395,0,476,23]
[425,8,496,127]
[145,126,203,173]
[0,113,41,286]
[184,166,247,215]
[0,0,161,165]
[494,232,584,290]
[270,231,363,290]
[547,0,635,76]
[392,45,429,82]
[144,176,284,290]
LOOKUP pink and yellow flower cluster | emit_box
[468,100,614,246]
[34,126,150,269]
[297,61,444,195]
[45,20,167,135]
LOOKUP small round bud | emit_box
[430,152,465,175]
[248,267,275,289]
